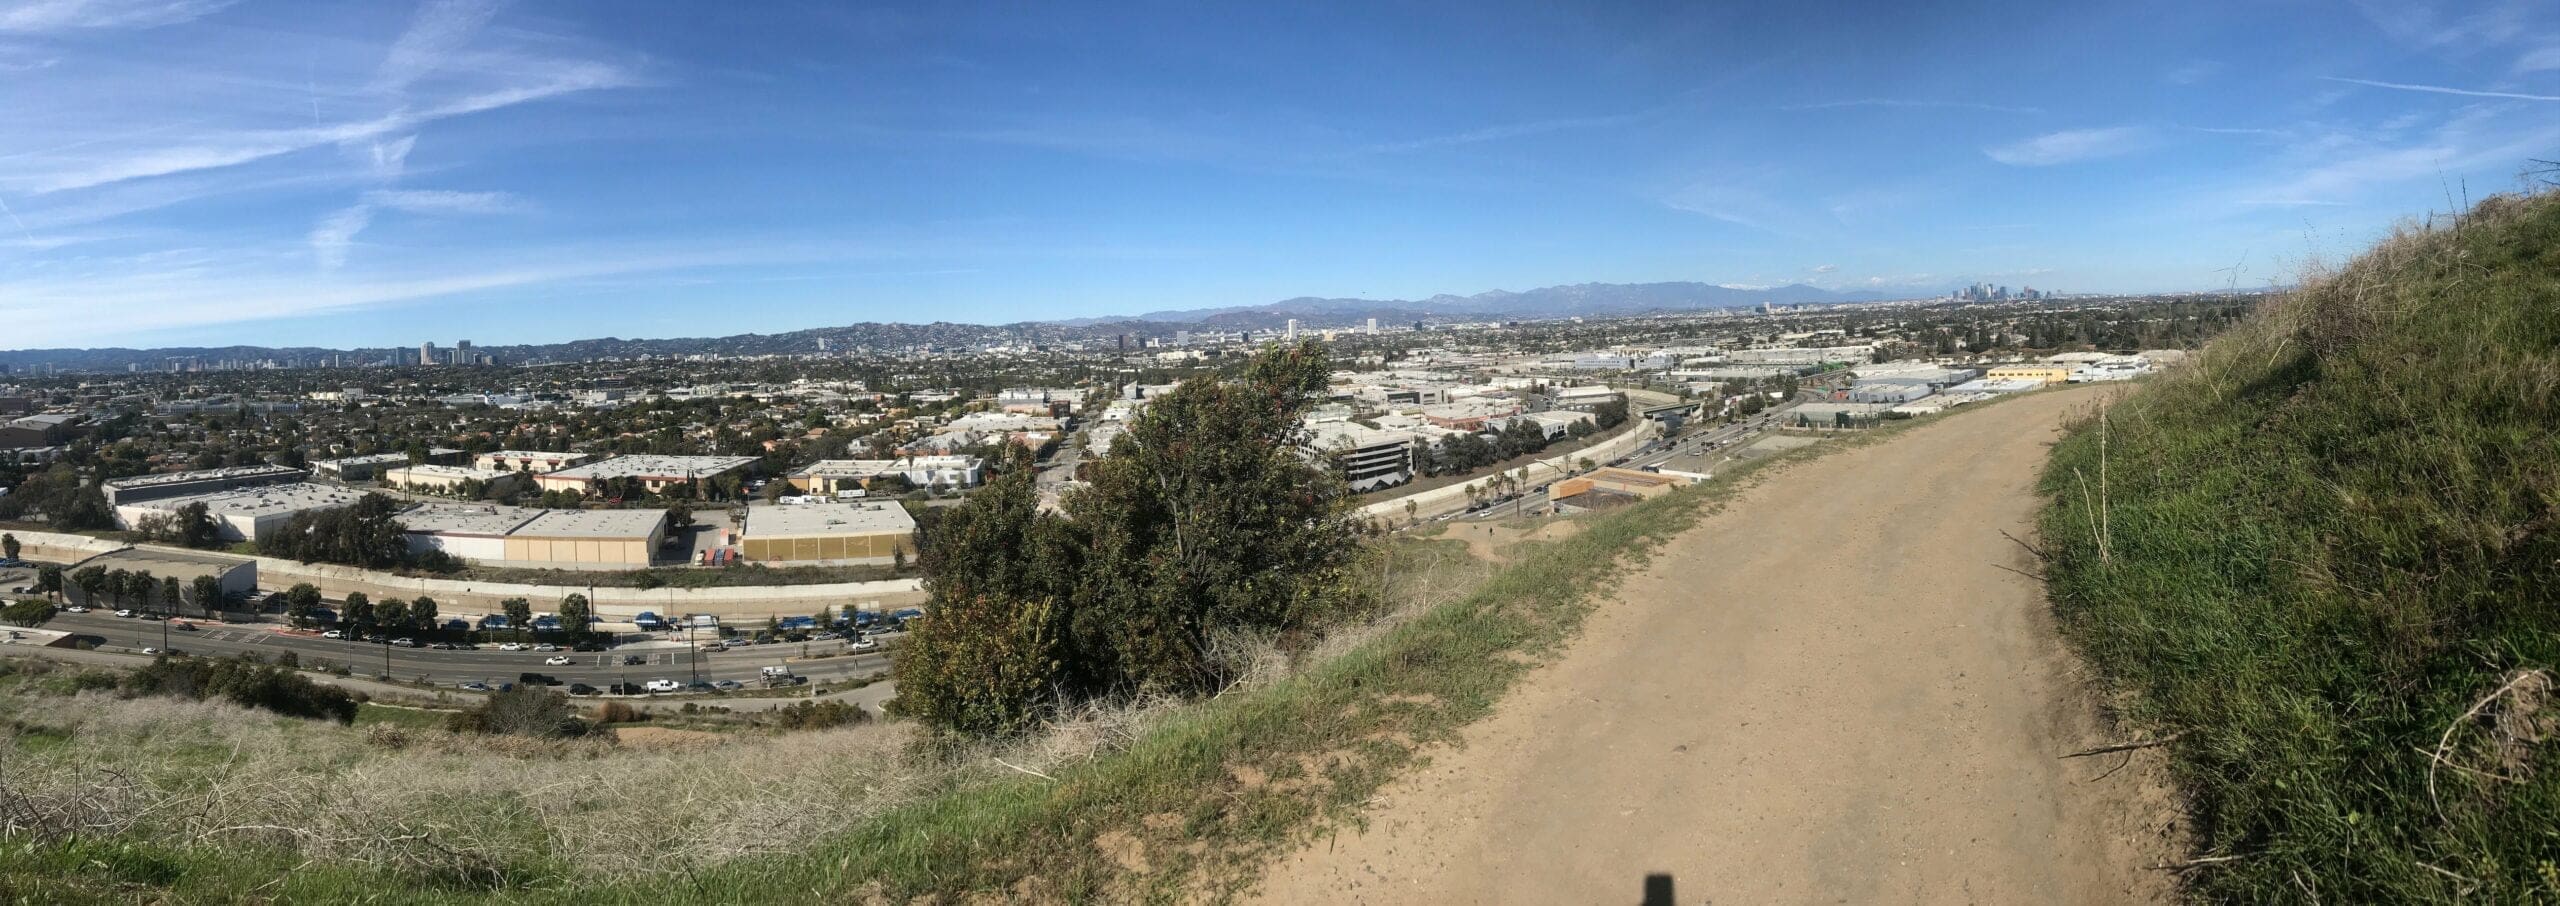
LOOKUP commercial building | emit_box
[383,464,522,496]
[473,450,596,474]
[1306,423,1416,493]
[739,500,918,564]
[0,413,79,448]
[113,482,369,542]
[310,453,412,482]
[1984,365,2072,385]
[787,456,985,495]
[102,464,307,506]
[69,548,256,609]
[533,455,757,495]
[1550,467,1692,513]
[1785,402,1892,430]
[397,504,544,563]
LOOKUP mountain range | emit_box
[0,280,1920,372]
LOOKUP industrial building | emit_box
[383,464,522,496]
[1785,402,1893,430]
[1550,467,1693,513]
[68,548,256,609]
[787,456,985,494]
[473,450,595,473]
[1984,365,2072,385]
[112,482,368,542]
[398,505,671,567]
[1306,423,1417,492]
[310,453,412,482]
[739,500,918,564]
[103,464,306,506]
[533,455,757,495]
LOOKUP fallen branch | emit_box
[992,757,1054,781]
[2147,854,2247,871]
[2061,731,2185,759]
[1999,529,2047,562]
[2426,668,2549,823]
[1991,563,2048,583]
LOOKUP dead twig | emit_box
[1999,529,2047,562]
[2061,731,2185,759]
[1991,563,2047,583]
[2426,668,2549,823]
[992,757,1054,781]
[2147,854,2248,871]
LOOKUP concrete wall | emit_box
[242,553,924,622]
[1,529,132,566]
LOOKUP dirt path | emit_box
[1253,386,2180,905]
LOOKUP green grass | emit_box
[0,397,2025,904]
[2039,191,2560,901]
[356,702,461,729]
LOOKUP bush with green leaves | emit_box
[121,654,359,724]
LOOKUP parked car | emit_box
[519,672,562,687]
[113,609,135,618]
[544,655,572,666]
[496,642,526,651]
[532,643,560,652]
[609,682,643,696]
[572,641,607,652]
[567,683,597,695]
[390,638,418,648]
[849,637,880,652]
[140,646,160,655]
[643,679,681,693]
[622,654,648,665]
[322,629,344,639]
[713,679,743,691]
[459,681,490,692]
[429,642,455,650]
[62,605,88,613]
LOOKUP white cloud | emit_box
[2320,76,2560,102]
[2519,45,2560,74]
[363,188,523,215]
[0,0,228,33]
[368,135,419,179]
[1984,127,2154,166]
[1811,263,1837,274]
[375,0,502,93]
[307,204,373,269]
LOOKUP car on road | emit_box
[519,672,562,687]
[571,641,607,652]
[62,605,87,613]
[532,643,560,652]
[622,654,647,665]
[390,638,417,648]
[171,621,196,631]
[429,642,455,650]
[713,679,743,691]
[459,682,490,692]
[849,636,879,651]
[567,683,597,695]
[496,642,526,651]
[544,655,571,666]
[642,679,681,693]
[322,629,344,639]
[140,646,159,654]
[113,609,135,618]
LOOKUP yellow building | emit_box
[1984,365,2072,385]
[740,501,916,564]
[500,509,668,566]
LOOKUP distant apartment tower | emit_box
[454,340,472,365]
[1285,318,1300,340]
[1365,317,1379,334]
[419,341,436,366]
[1175,330,1192,347]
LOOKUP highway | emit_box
[38,609,894,691]
[1451,404,1801,520]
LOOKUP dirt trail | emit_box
[1253,386,2179,905]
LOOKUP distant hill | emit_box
[0,280,1915,371]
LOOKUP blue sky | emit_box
[2,0,2556,349]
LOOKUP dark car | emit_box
[572,641,607,652]
[608,682,643,696]
[517,672,563,687]
[567,683,598,695]
[622,654,647,665]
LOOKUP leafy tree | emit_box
[70,566,105,607]
[892,455,1072,737]
[284,583,323,627]
[36,565,63,600]
[1593,399,1630,430]
[104,569,132,607]
[161,576,182,615]
[1,533,16,561]
[342,592,376,639]
[410,596,439,632]
[190,575,221,613]
[377,597,410,633]
[503,597,534,639]
[558,593,590,639]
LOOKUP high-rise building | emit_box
[420,341,436,366]
[1285,318,1300,340]
[1365,317,1379,334]
[454,340,473,366]
[1174,330,1192,347]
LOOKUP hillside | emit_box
[2039,191,2560,900]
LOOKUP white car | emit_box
[532,643,560,652]
[62,605,88,613]
[496,642,526,651]
[113,609,135,618]
[544,655,572,666]
[322,629,344,639]
[643,679,681,693]
[140,647,160,655]
[849,637,880,652]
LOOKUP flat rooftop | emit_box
[84,547,253,578]
[313,453,411,468]
[386,464,513,481]
[396,503,545,537]
[510,508,668,539]
[127,482,368,518]
[546,455,757,481]
[744,501,917,538]
[105,464,303,491]
[793,456,980,477]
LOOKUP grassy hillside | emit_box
[2041,191,2560,901]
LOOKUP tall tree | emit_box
[410,597,438,632]
[503,597,534,640]
[558,594,590,639]
[1,533,17,561]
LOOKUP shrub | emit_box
[120,655,359,724]
[1,598,57,627]
[595,701,645,724]
[766,699,866,731]
[445,686,593,738]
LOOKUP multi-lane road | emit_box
[37,609,893,690]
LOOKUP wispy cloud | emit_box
[2320,75,2560,102]
[1984,126,2155,166]
[1360,112,1649,154]
[0,0,229,33]
[374,0,503,93]
[1780,98,2044,115]
[2166,61,2222,85]
[307,204,373,270]
[2519,45,2560,74]
[363,188,524,215]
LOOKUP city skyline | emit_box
[3,0,2556,350]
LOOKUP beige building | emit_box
[534,455,757,495]
[474,450,595,474]
[1984,365,2072,385]
[383,464,522,496]
[740,501,916,564]
[397,505,667,567]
